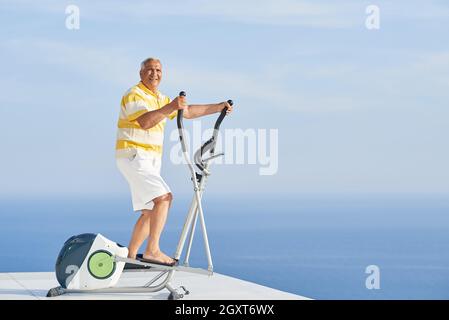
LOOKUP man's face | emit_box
[140,60,162,91]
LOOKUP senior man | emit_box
[116,57,232,266]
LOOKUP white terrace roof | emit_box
[0,271,310,300]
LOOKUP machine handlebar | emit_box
[176,92,234,174]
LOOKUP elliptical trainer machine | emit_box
[47,93,233,300]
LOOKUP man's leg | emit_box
[143,193,175,264]
[127,212,151,259]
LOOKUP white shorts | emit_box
[116,150,171,212]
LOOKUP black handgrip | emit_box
[214,99,233,130]
[176,91,186,130]
[221,99,233,114]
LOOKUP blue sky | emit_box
[1,0,449,198]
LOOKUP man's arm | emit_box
[184,102,230,119]
[136,96,185,129]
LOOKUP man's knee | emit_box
[141,210,152,217]
[153,193,173,205]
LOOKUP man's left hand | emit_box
[221,101,233,115]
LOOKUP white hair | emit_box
[140,57,161,70]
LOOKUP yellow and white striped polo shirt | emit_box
[115,82,177,159]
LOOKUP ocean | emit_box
[0,194,448,299]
